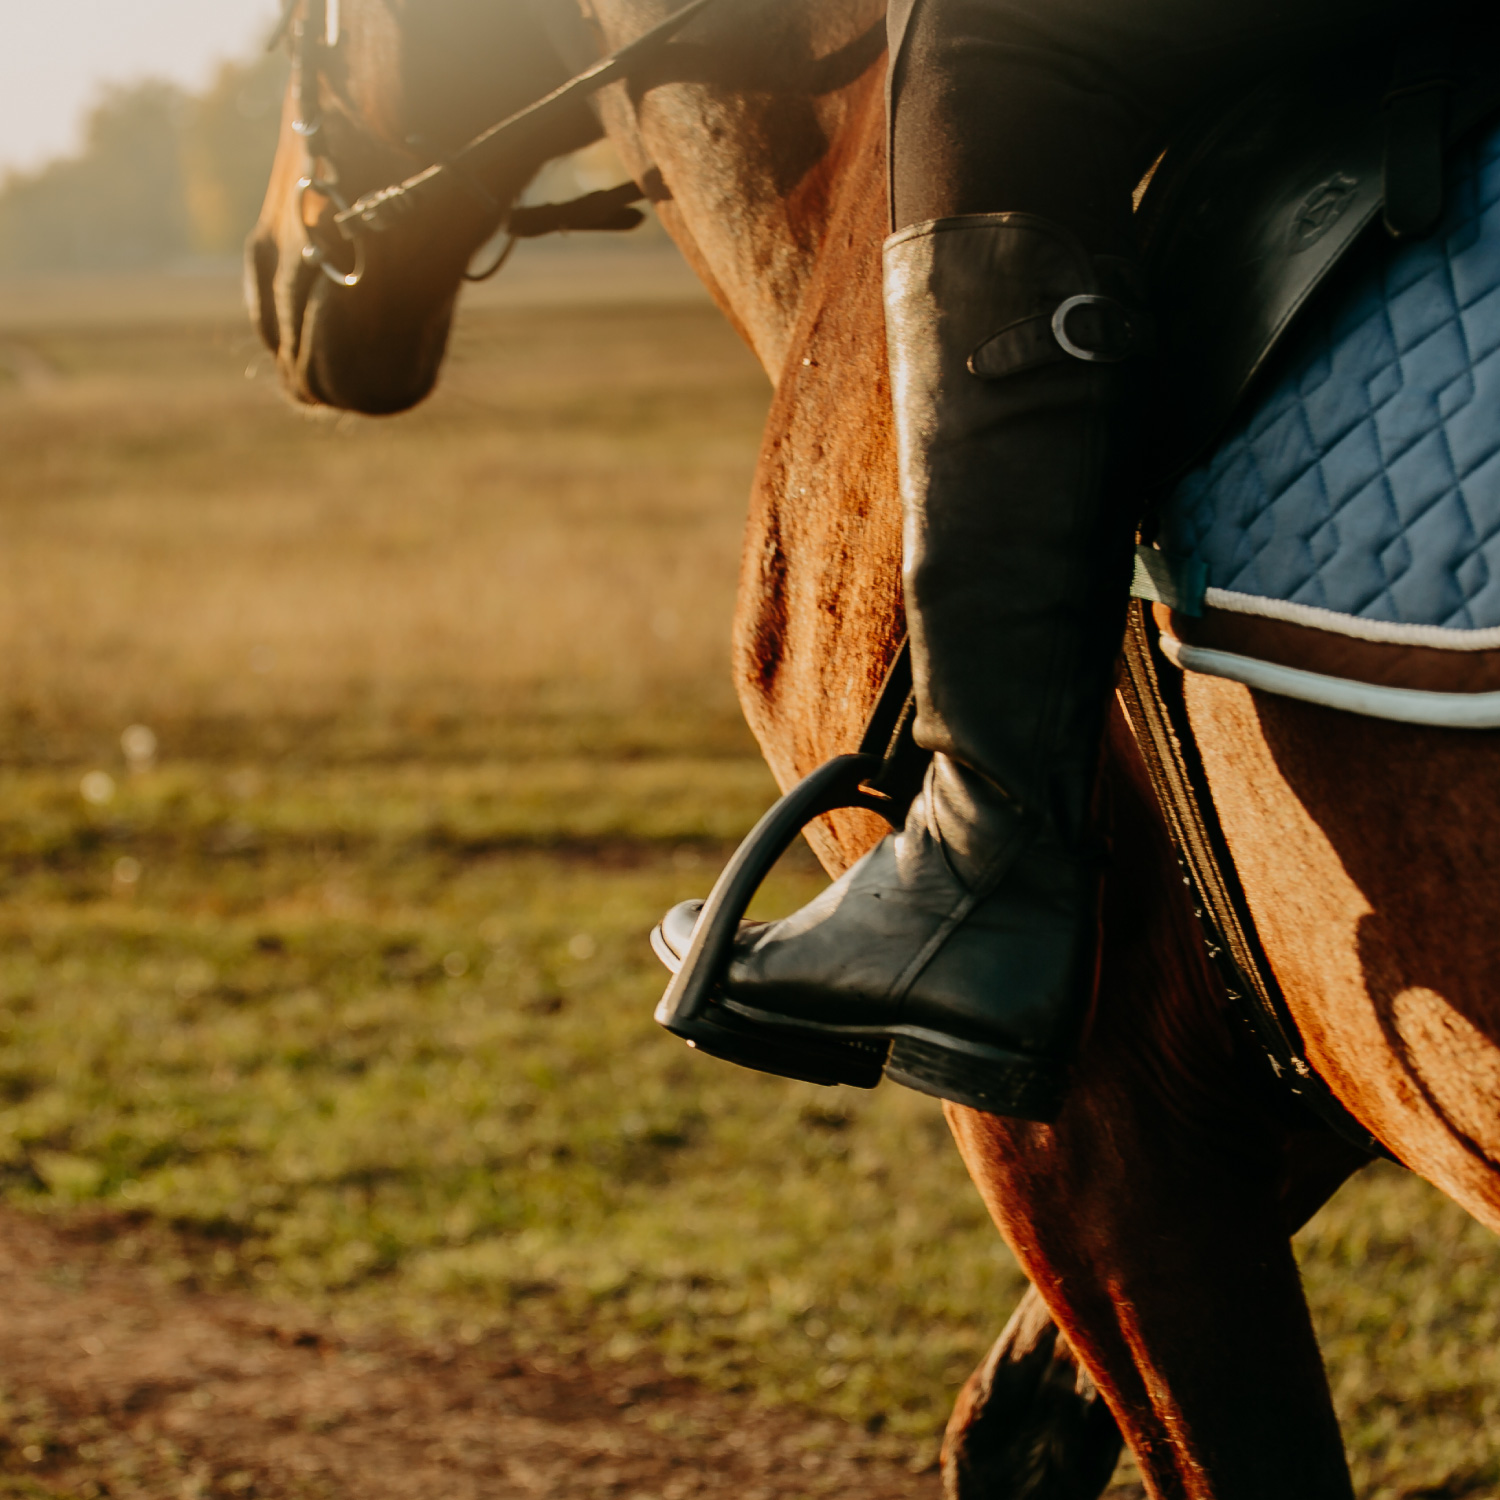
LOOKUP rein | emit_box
[272,0,720,289]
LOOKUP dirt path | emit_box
[0,1210,941,1500]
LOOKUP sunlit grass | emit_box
[0,760,1497,1483]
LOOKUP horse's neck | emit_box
[587,0,902,875]
[586,0,886,380]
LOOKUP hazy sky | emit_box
[1,0,282,176]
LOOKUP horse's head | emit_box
[249,0,600,413]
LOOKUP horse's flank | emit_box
[1184,679,1500,1216]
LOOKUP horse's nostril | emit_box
[247,234,281,353]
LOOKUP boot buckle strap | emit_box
[1051,294,1150,364]
[967,295,1151,379]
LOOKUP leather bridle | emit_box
[270,0,720,290]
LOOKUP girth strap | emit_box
[1117,605,1390,1159]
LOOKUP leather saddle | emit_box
[1140,12,1500,483]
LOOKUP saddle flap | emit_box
[1139,14,1500,486]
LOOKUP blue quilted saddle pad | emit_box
[1159,114,1500,634]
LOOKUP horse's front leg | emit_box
[946,713,1363,1500]
[943,1131,1367,1500]
[949,1110,1356,1500]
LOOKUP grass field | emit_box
[0,262,1497,1498]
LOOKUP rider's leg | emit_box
[679,0,1151,1122]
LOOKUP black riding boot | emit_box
[662,213,1143,1120]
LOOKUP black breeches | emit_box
[888,0,1451,249]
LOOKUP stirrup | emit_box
[652,753,902,1089]
[652,638,926,1089]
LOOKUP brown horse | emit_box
[250,3,1500,1495]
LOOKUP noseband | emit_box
[271,0,721,291]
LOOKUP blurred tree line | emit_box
[0,50,288,273]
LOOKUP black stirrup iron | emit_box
[652,643,926,1089]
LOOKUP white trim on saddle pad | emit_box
[1204,589,1500,652]
[1158,634,1500,729]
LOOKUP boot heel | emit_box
[885,1034,1066,1121]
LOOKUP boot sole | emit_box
[720,1000,1065,1121]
